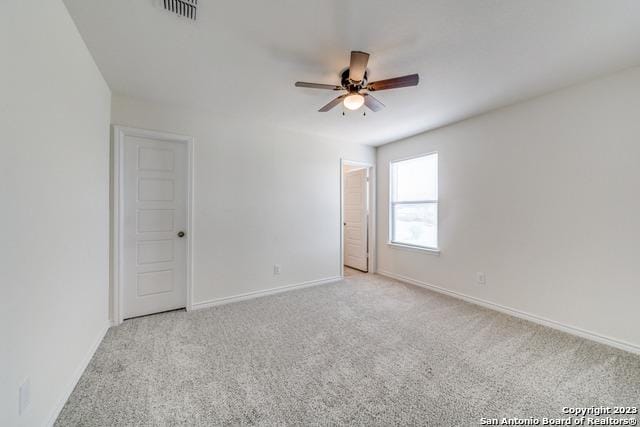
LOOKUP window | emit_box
[390,153,438,250]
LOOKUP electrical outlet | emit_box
[477,272,486,285]
[273,264,281,275]
[19,378,30,415]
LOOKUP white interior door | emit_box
[344,168,368,272]
[122,135,188,319]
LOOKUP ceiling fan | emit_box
[295,51,419,113]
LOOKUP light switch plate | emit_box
[477,272,486,285]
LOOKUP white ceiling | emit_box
[63,0,640,146]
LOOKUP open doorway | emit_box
[341,160,375,277]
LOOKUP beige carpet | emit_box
[56,272,640,425]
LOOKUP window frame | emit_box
[388,152,439,252]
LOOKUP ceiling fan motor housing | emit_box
[341,68,368,93]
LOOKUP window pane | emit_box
[391,154,438,202]
[392,203,437,248]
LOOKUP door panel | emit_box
[138,178,174,201]
[122,135,188,319]
[344,168,368,272]
[138,146,174,171]
[137,210,174,232]
[137,270,174,296]
[137,240,174,265]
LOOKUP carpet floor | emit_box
[56,272,640,426]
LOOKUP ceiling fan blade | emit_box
[295,82,342,90]
[367,74,419,91]
[319,94,347,112]
[349,51,369,82]
[364,93,385,112]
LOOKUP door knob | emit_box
[177,231,185,238]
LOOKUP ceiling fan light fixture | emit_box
[343,93,365,110]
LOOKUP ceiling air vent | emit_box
[163,0,197,20]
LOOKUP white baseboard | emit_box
[378,270,640,355]
[45,322,110,426]
[191,276,343,311]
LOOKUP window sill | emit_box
[387,242,440,255]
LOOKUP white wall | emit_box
[377,66,640,351]
[0,1,111,425]
[111,95,375,306]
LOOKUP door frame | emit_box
[112,125,194,325]
[340,159,376,277]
